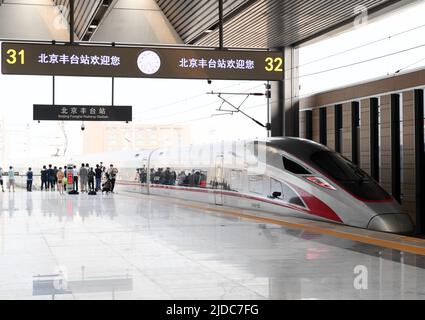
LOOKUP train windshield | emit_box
[310,151,390,201]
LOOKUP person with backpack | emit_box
[26,167,33,192]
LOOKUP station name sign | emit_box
[33,104,132,122]
[1,42,283,81]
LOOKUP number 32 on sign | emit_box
[265,56,283,72]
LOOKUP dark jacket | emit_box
[48,168,54,180]
[95,168,102,178]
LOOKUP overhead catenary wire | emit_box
[141,81,262,113]
[140,84,264,121]
[142,42,425,124]
[395,56,425,74]
[285,22,425,72]
[293,42,425,80]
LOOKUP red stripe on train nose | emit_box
[291,185,343,223]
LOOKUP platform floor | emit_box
[0,190,425,300]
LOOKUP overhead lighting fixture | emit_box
[204,29,214,34]
[89,25,98,29]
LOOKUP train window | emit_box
[310,151,390,201]
[270,179,283,199]
[311,151,365,182]
[149,167,177,185]
[270,178,306,207]
[176,169,206,188]
[282,156,311,174]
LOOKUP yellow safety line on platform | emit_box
[122,192,425,256]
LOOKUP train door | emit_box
[214,155,224,205]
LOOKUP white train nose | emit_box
[367,214,415,234]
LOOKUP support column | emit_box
[319,107,327,145]
[414,89,424,233]
[403,91,416,224]
[270,80,283,137]
[299,110,306,139]
[299,110,313,140]
[69,0,75,44]
[351,101,360,165]
[326,106,335,151]
[270,47,299,137]
[391,94,401,203]
[360,98,371,175]
[312,109,320,143]
[335,104,343,153]
[370,97,380,182]
[380,95,392,193]
[342,102,352,160]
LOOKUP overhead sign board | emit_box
[33,104,132,122]
[1,42,283,81]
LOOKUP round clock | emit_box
[137,50,161,75]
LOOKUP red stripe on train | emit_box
[117,181,343,223]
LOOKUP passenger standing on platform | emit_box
[26,167,33,192]
[53,166,58,191]
[72,165,78,191]
[95,164,102,191]
[0,167,4,192]
[108,164,118,193]
[47,164,54,191]
[63,165,68,191]
[178,171,186,186]
[79,163,88,193]
[56,167,65,195]
[134,169,140,181]
[8,166,15,192]
[88,167,95,192]
[171,170,177,186]
[41,165,47,191]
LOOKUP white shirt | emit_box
[73,168,78,177]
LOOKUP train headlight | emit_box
[305,176,336,190]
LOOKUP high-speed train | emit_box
[17,137,415,234]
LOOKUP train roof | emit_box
[265,137,331,163]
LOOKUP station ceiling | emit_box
[0,0,414,48]
[156,0,412,48]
